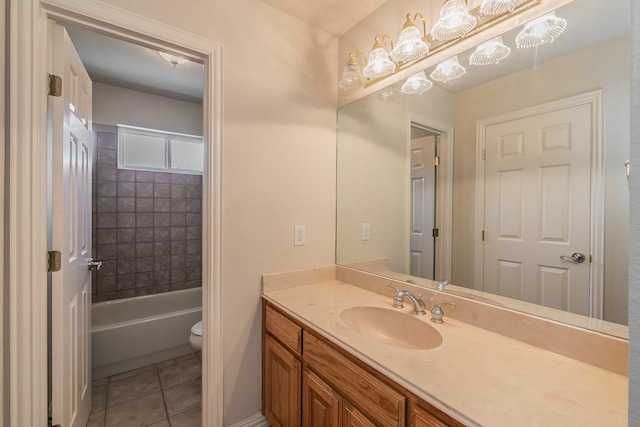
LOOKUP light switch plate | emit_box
[294,225,306,246]
[362,223,370,241]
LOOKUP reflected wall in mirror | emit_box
[336,0,630,337]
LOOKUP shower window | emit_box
[117,124,203,174]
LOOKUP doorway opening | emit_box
[407,119,453,283]
[10,3,225,426]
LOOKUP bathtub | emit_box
[92,288,202,379]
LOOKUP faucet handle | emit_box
[386,284,404,309]
[430,302,456,324]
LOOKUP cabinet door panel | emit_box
[304,333,405,427]
[343,401,377,427]
[303,369,340,427]
[264,334,301,427]
[409,404,450,427]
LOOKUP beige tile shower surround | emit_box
[263,265,628,426]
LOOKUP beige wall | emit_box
[98,0,338,424]
[452,37,630,324]
[92,82,203,135]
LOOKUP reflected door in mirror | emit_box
[482,103,592,316]
[410,135,437,279]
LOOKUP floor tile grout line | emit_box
[88,354,201,427]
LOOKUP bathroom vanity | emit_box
[262,266,628,426]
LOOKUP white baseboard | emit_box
[227,413,269,427]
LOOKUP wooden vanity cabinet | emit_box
[263,303,303,427]
[303,367,377,427]
[342,402,378,427]
[263,300,463,427]
[263,334,301,427]
[407,402,451,427]
[302,368,340,427]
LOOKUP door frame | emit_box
[473,90,604,318]
[406,114,453,282]
[7,1,223,426]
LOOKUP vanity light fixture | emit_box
[469,36,511,65]
[338,52,368,91]
[363,35,396,79]
[430,0,478,41]
[337,0,541,91]
[430,55,466,82]
[401,71,433,95]
[515,12,567,49]
[159,51,189,67]
[390,13,430,63]
[480,0,527,15]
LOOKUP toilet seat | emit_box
[191,320,202,337]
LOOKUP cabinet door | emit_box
[408,404,449,427]
[342,401,377,427]
[264,334,301,427]
[302,369,340,427]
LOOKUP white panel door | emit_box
[51,23,93,427]
[483,104,591,315]
[410,136,437,279]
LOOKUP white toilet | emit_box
[189,320,203,351]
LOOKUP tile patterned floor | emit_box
[86,353,202,427]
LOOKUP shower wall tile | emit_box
[92,125,202,301]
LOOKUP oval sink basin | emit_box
[340,306,443,350]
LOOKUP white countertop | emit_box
[264,280,628,426]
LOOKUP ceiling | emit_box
[65,25,205,104]
[258,0,388,35]
[64,0,384,104]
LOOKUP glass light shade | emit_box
[159,52,189,66]
[401,71,433,95]
[480,0,526,15]
[363,47,396,79]
[430,56,466,82]
[516,12,567,49]
[431,0,478,41]
[338,63,366,91]
[469,36,511,65]
[390,26,430,63]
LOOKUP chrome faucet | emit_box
[430,302,456,323]
[435,279,449,291]
[387,284,427,315]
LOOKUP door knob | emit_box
[560,253,586,263]
[88,258,102,271]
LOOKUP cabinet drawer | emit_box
[265,304,302,356]
[304,333,405,427]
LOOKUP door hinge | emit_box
[482,230,485,241]
[432,228,439,238]
[48,74,62,97]
[433,156,440,166]
[48,250,62,272]
[482,149,486,161]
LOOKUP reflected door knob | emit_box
[560,253,586,263]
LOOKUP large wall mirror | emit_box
[336,0,629,338]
